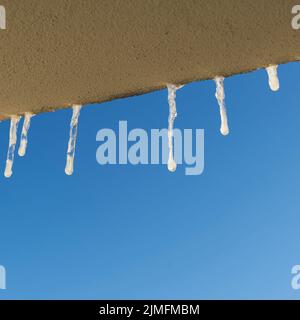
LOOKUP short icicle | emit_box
[65,104,82,176]
[214,76,229,136]
[167,84,182,172]
[18,113,34,157]
[4,116,21,178]
[265,65,280,91]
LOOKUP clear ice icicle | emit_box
[4,116,21,178]
[214,76,229,136]
[18,113,34,157]
[266,65,279,91]
[167,84,182,172]
[65,104,82,176]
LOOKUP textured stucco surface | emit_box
[0,0,299,119]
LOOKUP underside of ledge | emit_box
[0,0,299,120]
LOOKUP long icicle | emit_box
[167,84,182,172]
[214,76,229,136]
[4,116,21,178]
[65,104,82,176]
[265,65,280,91]
[18,113,34,157]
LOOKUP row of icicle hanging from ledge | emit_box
[2,65,280,178]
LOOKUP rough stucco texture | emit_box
[0,0,299,118]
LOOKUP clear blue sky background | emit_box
[0,62,300,300]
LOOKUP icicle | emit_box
[167,84,183,172]
[18,113,34,157]
[214,76,229,136]
[266,65,279,91]
[4,116,21,178]
[65,104,82,176]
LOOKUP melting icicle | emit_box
[65,104,82,176]
[4,116,21,178]
[18,113,34,157]
[266,65,279,91]
[167,84,182,172]
[214,76,229,136]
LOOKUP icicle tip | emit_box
[266,65,280,92]
[220,126,229,136]
[167,158,177,172]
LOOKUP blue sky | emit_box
[0,62,300,299]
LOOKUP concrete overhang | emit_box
[0,0,299,120]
